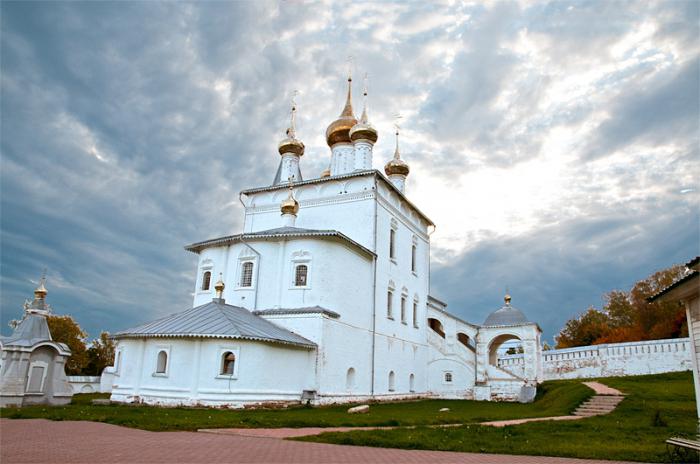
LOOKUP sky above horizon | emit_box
[1,1,698,344]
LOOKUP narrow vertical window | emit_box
[221,352,236,375]
[294,264,308,287]
[389,229,396,260]
[409,373,415,392]
[156,350,168,374]
[411,244,417,273]
[201,271,212,291]
[400,296,406,324]
[388,371,396,392]
[413,300,418,328]
[387,290,393,319]
[240,262,254,287]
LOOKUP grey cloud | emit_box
[582,57,700,160]
[1,1,697,343]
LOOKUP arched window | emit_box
[387,290,394,319]
[240,262,254,287]
[201,271,212,291]
[388,370,396,392]
[389,229,396,260]
[428,318,445,338]
[221,351,236,375]
[411,244,417,273]
[412,298,419,328]
[156,350,167,374]
[346,367,356,390]
[400,295,407,323]
[409,373,415,392]
[294,264,308,287]
[457,333,472,349]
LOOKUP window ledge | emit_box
[390,258,397,265]
[401,321,407,325]
[216,374,238,380]
[413,325,419,329]
[289,286,311,290]
[235,286,256,291]
[387,316,394,320]
[411,271,418,277]
[152,373,168,378]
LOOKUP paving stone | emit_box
[1,418,637,464]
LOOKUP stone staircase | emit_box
[573,393,624,417]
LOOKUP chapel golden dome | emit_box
[384,130,410,177]
[34,278,47,299]
[280,187,300,215]
[278,101,304,156]
[349,89,378,144]
[214,274,225,299]
[325,77,358,147]
[278,134,305,156]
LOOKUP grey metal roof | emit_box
[253,306,340,319]
[483,303,531,327]
[114,299,316,348]
[1,314,52,347]
[240,169,435,227]
[184,226,375,258]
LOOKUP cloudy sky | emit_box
[1,1,698,343]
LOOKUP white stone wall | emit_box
[110,337,316,407]
[67,376,101,394]
[498,337,692,380]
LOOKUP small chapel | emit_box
[109,76,542,407]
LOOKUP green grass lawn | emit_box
[298,371,697,463]
[0,379,591,431]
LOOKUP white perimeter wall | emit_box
[498,337,691,380]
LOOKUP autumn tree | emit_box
[555,307,610,348]
[84,332,116,375]
[555,263,688,348]
[47,314,88,375]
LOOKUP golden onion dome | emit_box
[278,135,305,156]
[214,274,225,299]
[349,122,378,144]
[34,278,47,299]
[280,188,300,216]
[325,77,357,147]
[279,102,304,156]
[384,130,410,177]
[350,87,378,144]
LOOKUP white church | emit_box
[109,77,543,407]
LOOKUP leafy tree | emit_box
[47,315,88,375]
[84,332,116,375]
[555,264,687,348]
[555,307,610,348]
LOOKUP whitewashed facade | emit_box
[108,79,542,407]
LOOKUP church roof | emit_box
[184,226,374,258]
[482,296,533,327]
[114,299,316,349]
[240,169,435,227]
[1,314,52,347]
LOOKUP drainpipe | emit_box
[370,175,378,397]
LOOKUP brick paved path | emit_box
[1,419,639,464]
